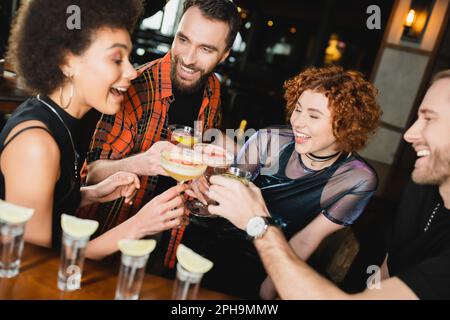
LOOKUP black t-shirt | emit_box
[169,87,203,126]
[387,180,450,299]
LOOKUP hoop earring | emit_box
[59,78,74,109]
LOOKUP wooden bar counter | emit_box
[0,244,236,300]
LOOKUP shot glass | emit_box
[171,262,205,300]
[114,252,149,300]
[57,232,89,291]
[0,221,26,278]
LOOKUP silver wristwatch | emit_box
[246,216,277,239]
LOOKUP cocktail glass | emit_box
[220,166,253,185]
[168,125,199,149]
[185,144,234,218]
[161,149,207,226]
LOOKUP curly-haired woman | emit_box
[198,65,382,299]
[0,0,185,259]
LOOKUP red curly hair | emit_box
[284,65,382,153]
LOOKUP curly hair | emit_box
[284,65,382,153]
[182,0,240,51]
[6,0,144,95]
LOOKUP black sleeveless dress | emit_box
[0,96,81,248]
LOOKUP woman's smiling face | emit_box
[290,89,338,156]
[63,27,138,115]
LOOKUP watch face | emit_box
[246,216,266,238]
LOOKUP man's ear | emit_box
[219,49,231,64]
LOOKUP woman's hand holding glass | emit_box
[126,184,187,239]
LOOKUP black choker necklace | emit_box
[304,151,341,167]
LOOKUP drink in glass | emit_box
[161,149,207,183]
[0,224,25,278]
[161,149,207,225]
[115,239,156,300]
[220,166,253,185]
[0,200,34,278]
[168,124,199,148]
[172,244,213,300]
[57,214,98,291]
[58,233,88,291]
[186,144,233,217]
[172,263,204,300]
[189,166,252,218]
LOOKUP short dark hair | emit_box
[7,0,144,95]
[182,0,240,51]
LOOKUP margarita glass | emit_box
[161,149,207,225]
[185,144,234,218]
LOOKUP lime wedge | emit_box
[176,244,214,274]
[117,239,157,256]
[174,135,198,147]
[0,200,34,224]
[61,214,99,238]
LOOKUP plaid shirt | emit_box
[78,52,221,267]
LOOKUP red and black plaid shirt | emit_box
[78,52,221,267]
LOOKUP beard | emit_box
[170,55,212,94]
[412,146,450,186]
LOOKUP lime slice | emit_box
[176,244,214,274]
[61,214,99,238]
[0,200,34,224]
[117,239,157,256]
[174,135,198,147]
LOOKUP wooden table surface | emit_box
[0,244,236,300]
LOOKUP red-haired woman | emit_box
[206,65,382,299]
